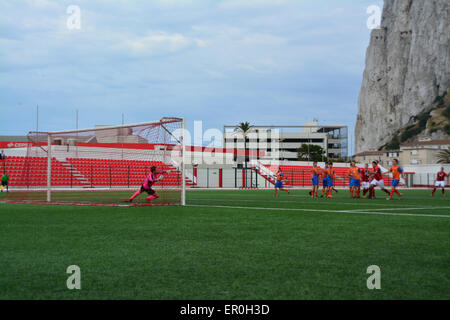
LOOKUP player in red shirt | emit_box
[366,161,390,199]
[431,167,449,197]
[361,163,371,196]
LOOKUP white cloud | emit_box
[120,32,206,57]
[0,0,374,136]
[152,0,198,8]
[25,0,60,9]
[219,0,289,9]
[204,69,228,79]
[240,33,287,46]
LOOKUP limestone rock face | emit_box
[355,0,450,153]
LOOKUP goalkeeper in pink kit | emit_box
[129,166,166,203]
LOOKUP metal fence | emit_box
[187,167,446,189]
[411,173,449,187]
[189,168,272,189]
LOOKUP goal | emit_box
[8,117,186,206]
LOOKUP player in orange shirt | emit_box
[322,162,335,199]
[274,168,290,197]
[347,161,361,199]
[328,162,339,195]
[387,159,406,200]
[310,162,321,198]
[320,163,329,198]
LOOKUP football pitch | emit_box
[0,189,449,300]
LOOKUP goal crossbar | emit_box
[29,117,183,136]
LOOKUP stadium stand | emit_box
[1,156,77,186]
[1,156,194,187]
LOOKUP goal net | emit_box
[4,118,185,206]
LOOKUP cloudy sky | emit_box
[0,0,383,153]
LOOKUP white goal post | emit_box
[20,118,186,206]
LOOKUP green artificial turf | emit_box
[0,188,181,205]
[0,189,449,299]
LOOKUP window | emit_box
[388,152,398,157]
[282,138,323,143]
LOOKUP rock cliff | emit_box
[355,0,449,153]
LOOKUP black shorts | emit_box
[1,181,8,186]
[140,185,155,195]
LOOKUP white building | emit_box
[223,122,348,166]
[400,139,450,165]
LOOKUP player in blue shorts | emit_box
[320,163,329,198]
[387,159,405,200]
[347,161,362,199]
[327,162,335,198]
[274,168,290,197]
[309,162,321,198]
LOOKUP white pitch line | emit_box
[355,206,450,212]
[191,198,432,211]
[191,198,300,203]
[189,197,422,208]
[186,204,450,219]
[342,211,450,218]
[276,195,428,207]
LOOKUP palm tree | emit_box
[234,122,253,168]
[437,149,450,164]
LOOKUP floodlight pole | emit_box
[181,119,186,206]
[47,134,52,202]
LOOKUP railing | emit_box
[250,160,277,181]
[170,158,197,186]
